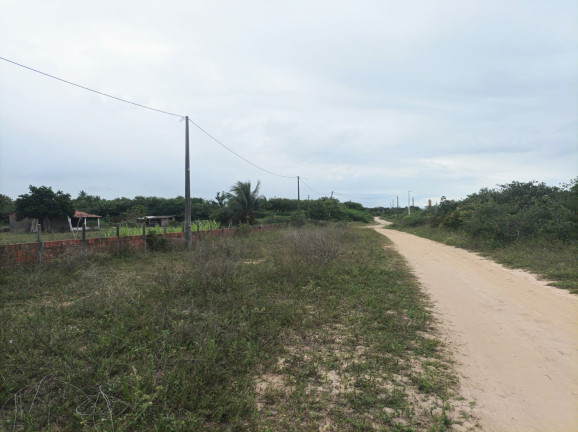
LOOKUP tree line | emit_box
[1,181,373,231]
[386,179,578,244]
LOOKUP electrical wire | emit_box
[333,191,396,201]
[187,118,297,179]
[0,56,298,180]
[299,179,328,197]
[0,56,184,118]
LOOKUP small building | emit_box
[137,215,175,228]
[70,211,102,231]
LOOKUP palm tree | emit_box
[226,180,262,224]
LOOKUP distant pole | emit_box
[412,197,414,207]
[307,195,310,219]
[396,196,399,208]
[408,191,411,215]
[37,223,44,264]
[184,116,192,248]
[83,222,87,256]
[297,176,301,218]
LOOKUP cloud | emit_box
[0,0,576,206]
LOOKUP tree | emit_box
[215,191,227,207]
[123,205,147,222]
[226,180,263,224]
[15,185,74,232]
[74,190,102,213]
[0,194,14,215]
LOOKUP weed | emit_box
[0,225,477,431]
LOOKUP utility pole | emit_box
[307,195,310,219]
[297,176,301,218]
[396,196,399,209]
[184,116,191,248]
[407,191,411,215]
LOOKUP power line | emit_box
[0,56,184,118]
[187,118,296,179]
[1,56,298,180]
[299,179,327,197]
[333,191,396,201]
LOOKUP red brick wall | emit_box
[0,225,279,267]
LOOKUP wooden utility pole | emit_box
[297,176,301,218]
[184,116,192,248]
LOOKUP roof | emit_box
[74,210,102,218]
[139,215,175,220]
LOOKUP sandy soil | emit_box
[372,218,578,432]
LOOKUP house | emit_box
[137,215,175,228]
[70,211,102,231]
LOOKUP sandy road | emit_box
[372,219,578,432]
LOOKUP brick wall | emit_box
[0,225,279,267]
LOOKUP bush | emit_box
[236,223,253,236]
[146,230,169,251]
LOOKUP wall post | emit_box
[37,223,44,263]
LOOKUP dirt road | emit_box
[372,219,578,432]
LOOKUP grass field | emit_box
[386,223,578,295]
[0,224,477,431]
[0,220,221,246]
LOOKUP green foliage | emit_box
[343,200,365,211]
[390,179,578,245]
[215,191,227,207]
[0,226,464,430]
[15,185,74,230]
[73,190,103,213]
[0,194,15,215]
[235,223,253,236]
[14,182,371,231]
[289,212,305,227]
[226,180,263,225]
[145,230,169,251]
[123,204,147,221]
[264,197,298,215]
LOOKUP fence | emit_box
[0,223,279,267]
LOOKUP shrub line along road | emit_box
[371,218,578,432]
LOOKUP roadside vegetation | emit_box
[0,181,372,244]
[0,225,477,431]
[383,179,578,294]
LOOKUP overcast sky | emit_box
[1,1,576,207]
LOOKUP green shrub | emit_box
[146,230,169,251]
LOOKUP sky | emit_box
[1,0,576,208]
